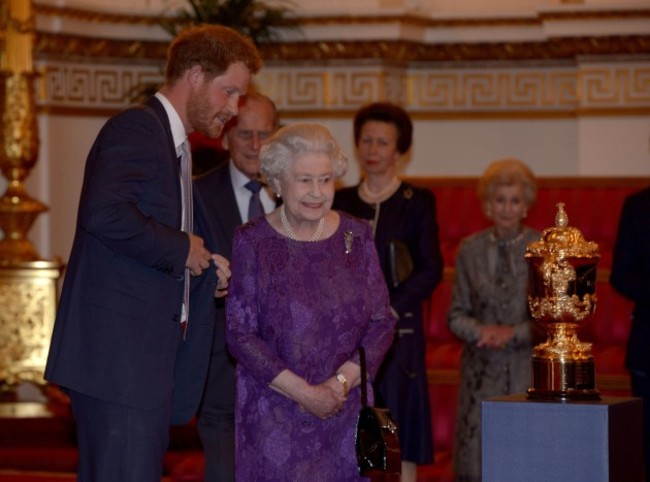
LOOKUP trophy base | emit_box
[527,355,601,402]
[526,387,601,402]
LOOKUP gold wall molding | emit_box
[258,37,650,63]
[38,61,163,110]
[255,67,408,110]
[35,32,650,64]
[295,10,650,26]
[35,33,167,63]
[407,68,578,112]
[36,60,650,118]
[34,4,163,26]
[580,65,650,107]
[31,4,650,118]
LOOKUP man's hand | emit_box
[212,254,231,298]
[185,234,211,275]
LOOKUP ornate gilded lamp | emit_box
[0,0,64,393]
[525,203,600,401]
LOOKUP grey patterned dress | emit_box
[447,226,540,481]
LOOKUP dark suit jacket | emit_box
[172,189,219,424]
[610,187,650,372]
[45,97,216,423]
[194,163,242,261]
[193,163,242,375]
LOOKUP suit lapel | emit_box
[144,96,184,228]
[144,97,176,156]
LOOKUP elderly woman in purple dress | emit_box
[225,123,397,481]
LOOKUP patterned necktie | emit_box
[179,139,193,337]
[245,179,265,221]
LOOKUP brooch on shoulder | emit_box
[344,230,353,254]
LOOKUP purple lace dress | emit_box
[226,212,396,482]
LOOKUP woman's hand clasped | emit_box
[477,325,515,351]
[299,380,347,420]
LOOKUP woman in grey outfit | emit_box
[447,158,540,482]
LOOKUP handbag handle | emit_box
[359,347,368,408]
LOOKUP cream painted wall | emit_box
[577,117,650,176]
[29,115,106,261]
[295,117,582,186]
[30,112,649,263]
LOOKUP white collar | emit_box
[154,92,187,154]
[229,160,258,190]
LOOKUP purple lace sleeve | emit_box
[225,227,289,385]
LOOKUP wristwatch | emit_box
[336,373,349,397]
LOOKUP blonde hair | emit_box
[477,158,537,210]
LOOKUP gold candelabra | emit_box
[0,0,64,392]
[0,70,46,261]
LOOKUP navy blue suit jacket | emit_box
[45,97,216,424]
[194,163,242,262]
[610,187,650,372]
[172,188,219,424]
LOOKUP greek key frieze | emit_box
[580,66,650,107]
[38,62,163,109]
[408,69,577,111]
[36,61,650,115]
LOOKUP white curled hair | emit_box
[259,123,348,195]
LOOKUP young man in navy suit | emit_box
[44,25,261,482]
[194,92,278,482]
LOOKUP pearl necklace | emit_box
[280,204,325,242]
[359,177,400,205]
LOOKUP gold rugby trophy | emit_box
[525,203,600,401]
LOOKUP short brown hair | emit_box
[165,24,262,83]
[353,102,413,154]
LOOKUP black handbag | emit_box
[355,347,401,476]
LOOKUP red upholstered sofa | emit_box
[412,176,648,481]
[1,177,646,482]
